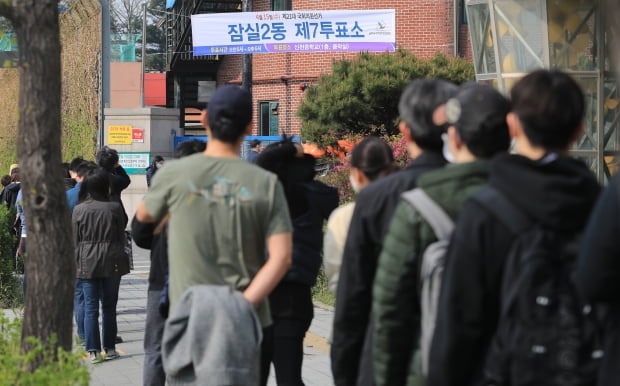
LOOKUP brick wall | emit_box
[218,0,472,136]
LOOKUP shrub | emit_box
[0,315,90,385]
[317,134,409,205]
[311,266,335,307]
[0,205,21,308]
[298,50,474,147]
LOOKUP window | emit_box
[461,0,468,25]
[272,0,291,11]
[259,101,279,136]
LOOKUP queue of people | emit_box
[7,67,620,386]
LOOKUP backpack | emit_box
[471,187,604,386]
[401,188,454,376]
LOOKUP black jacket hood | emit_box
[490,153,600,232]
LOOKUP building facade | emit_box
[166,0,471,136]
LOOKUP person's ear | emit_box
[200,110,208,129]
[506,112,523,139]
[399,121,412,141]
[351,167,371,190]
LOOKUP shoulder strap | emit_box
[402,188,454,240]
[471,186,532,233]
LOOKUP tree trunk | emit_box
[0,0,75,365]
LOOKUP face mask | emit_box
[156,162,164,169]
[441,133,455,163]
[349,175,360,193]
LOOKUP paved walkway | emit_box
[87,244,335,385]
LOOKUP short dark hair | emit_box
[69,157,85,172]
[62,162,71,178]
[1,175,10,187]
[175,139,206,158]
[96,146,119,172]
[510,69,584,150]
[78,165,111,203]
[76,161,97,179]
[350,137,397,182]
[399,79,458,153]
[256,137,315,218]
[249,139,261,149]
[207,85,252,143]
[445,83,511,158]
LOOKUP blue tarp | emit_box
[166,0,176,9]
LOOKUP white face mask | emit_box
[441,133,455,163]
[155,162,164,169]
[349,175,360,193]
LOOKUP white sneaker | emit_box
[89,351,102,364]
[104,349,119,360]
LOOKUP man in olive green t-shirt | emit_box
[135,85,292,328]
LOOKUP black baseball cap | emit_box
[207,85,252,129]
[434,82,510,133]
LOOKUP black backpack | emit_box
[472,187,604,386]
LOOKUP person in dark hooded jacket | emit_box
[0,174,10,204]
[332,79,457,386]
[576,173,620,386]
[145,155,164,187]
[256,137,338,386]
[426,70,601,386]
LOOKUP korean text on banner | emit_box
[108,125,133,145]
[191,9,396,56]
[119,152,150,175]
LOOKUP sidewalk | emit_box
[87,244,335,385]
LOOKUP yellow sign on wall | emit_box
[108,125,133,145]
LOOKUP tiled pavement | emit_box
[87,244,335,386]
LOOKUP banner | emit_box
[119,152,150,175]
[191,9,395,55]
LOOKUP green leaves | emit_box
[298,50,474,147]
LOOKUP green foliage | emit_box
[0,315,90,385]
[311,267,335,307]
[62,119,97,162]
[298,50,474,147]
[0,205,21,308]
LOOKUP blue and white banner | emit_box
[191,9,396,55]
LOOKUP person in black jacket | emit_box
[96,145,131,345]
[331,79,458,386]
[256,137,339,386]
[3,167,21,209]
[426,70,601,386]
[145,155,164,188]
[133,139,206,386]
[96,146,130,221]
[0,174,10,203]
[576,173,620,386]
[74,166,129,363]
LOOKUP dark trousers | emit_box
[143,289,166,386]
[260,282,313,386]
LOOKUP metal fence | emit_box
[173,135,302,160]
